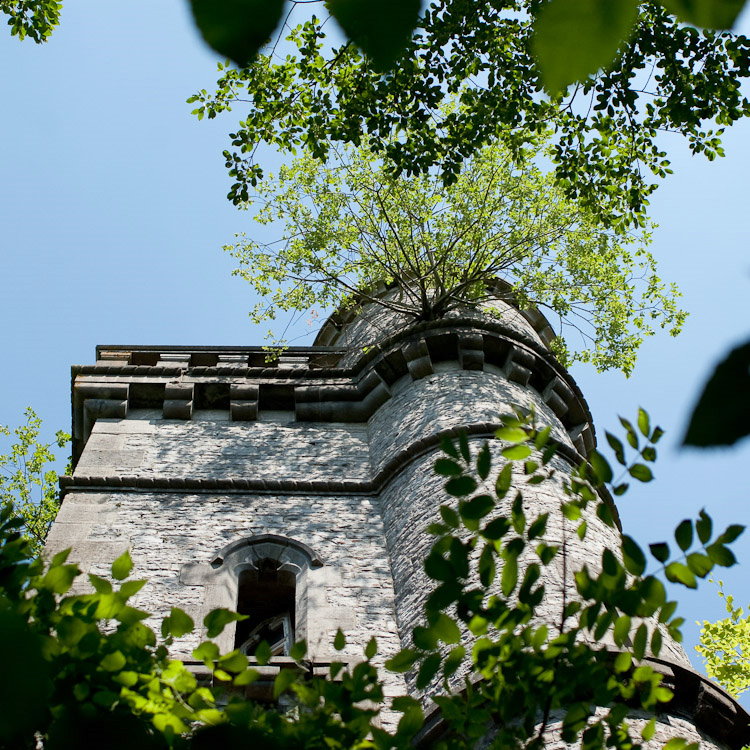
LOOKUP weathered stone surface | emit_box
[48,299,746,743]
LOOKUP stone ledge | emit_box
[59,422,618,528]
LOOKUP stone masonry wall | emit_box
[46,296,745,746]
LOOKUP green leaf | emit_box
[614,651,632,673]
[633,623,648,659]
[203,608,245,638]
[458,432,470,463]
[413,626,438,651]
[439,505,460,528]
[432,613,461,644]
[502,444,532,461]
[719,524,745,544]
[459,494,494,520]
[683,341,750,447]
[476,443,491,480]
[327,0,421,72]
[193,641,219,666]
[501,554,518,596]
[478,543,496,587]
[434,458,462,476]
[534,426,552,449]
[364,637,377,660]
[674,519,693,551]
[273,667,297,698]
[685,552,712,578]
[659,0,745,29]
[89,574,113,594]
[495,463,513,498]
[445,475,477,497]
[162,607,195,639]
[588,449,613,484]
[621,535,646,576]
[189,0,286,68]
[637,407,651,437]
[605,432,626,464]
[290,639,308,661]
[233,667,260,686]
[111,550,133,581]
[333,628,346,651]
[415,652,442,690]
[385,648,420,673]
[495,426,529,443]
[613,615,631,646]
[219,650,249,673]
[628,463,653,482]
[696,509,713,544]
[532,0,639,94]
[620,417,639,449]
[664,562,697,588]
[527,513,548,540]
[255,640,272,665]
[705,543,737,567]
[641,718,657,741]
[651,627,663,656]
[440,436,459,460]
[100,650,127,672]
[424,551,454,582]
[42,564,78,594]
[483,516,511,540]
[649,542,670,563]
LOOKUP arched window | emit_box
[197,534,324,656]
[235,559,296,655]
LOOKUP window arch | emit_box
[208,534,324,656]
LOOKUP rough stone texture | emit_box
[76,418,371,482]
[47,297,745,744]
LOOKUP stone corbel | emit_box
[163,383,194,419]
[230,384,259,421]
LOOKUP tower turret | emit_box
[46,295,748,745]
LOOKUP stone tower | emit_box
[45,296,748,746]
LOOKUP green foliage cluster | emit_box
[0,410,743,748]
[0,407,69,555]
[697,582,750,698]
[190,1,750,232]
[227,140,684,375]
[0,0,61,42]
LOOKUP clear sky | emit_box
[1,0,748,700]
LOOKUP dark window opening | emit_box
[235,560,296,657]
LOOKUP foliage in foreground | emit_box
[185,0,749,92]
[0,410,743,748]
[697,582,750,699]
[0,0,60,42]
[191,1,750,235]
[227,140,684,375]
[0,407,69,555]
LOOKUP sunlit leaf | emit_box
[533,0,639,93]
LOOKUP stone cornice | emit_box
[71,318,598,467]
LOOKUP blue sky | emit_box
[1,0,748,696]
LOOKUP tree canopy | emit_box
[0,407,69,555]
[190,1,750,233]
[226,138,684,374]
[0,0,61,42]
[697,582,750,699]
